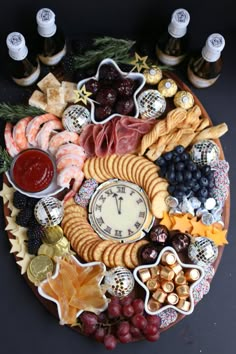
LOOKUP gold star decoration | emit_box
[74,85,92,105]
[130,52,149,73]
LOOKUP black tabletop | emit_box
[0,1,236,354]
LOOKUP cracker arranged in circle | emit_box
[130,157,147,183]
[143,166,159,190]
[94,157,107,181]
[63,197,76,209]
[113,243,128,267]
[81,239,100,262]
[107,243,121,268]
[151,190,169,219]
[136,161,154,186]
[88,240,101,262]
[123,242,136,269]
[102,243,116,266]
[63,204,88,218]
[130,239,149,267]
[121,155,137,181]
[98,157,112,180]
[106,154,118,177]
[150,181,169,200]
[93,240,113,262]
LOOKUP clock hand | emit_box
[112,193,120,214]
[118,197,123,214]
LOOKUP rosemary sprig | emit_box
[73,36,136,70]
[0,146,12,174]
[0,103,45,123]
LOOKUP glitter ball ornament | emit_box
[190,140,220,167]
[188,237,218,266]
[137,89,166,119]
[143,65,163,85]
[104,267,135,297]
[34,197,64,227]
[62,104,91,133]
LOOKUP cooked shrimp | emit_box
[12,116,32,150]
[48,131,80,155]
[36,119,63,151]
[26,113,58,146]
[57,166,84,200]
[4,122,21,157]
[56,154,84,172]
[55,143,87,161]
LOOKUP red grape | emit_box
[130,325,142,338]
[119,332,132,343]
[80,312,98,327]
[117,321,130,337]
[131,314,147,330]
[107,302,122,318]
[143,323,159,336]
[132,298,144,314]
[119,295,133,306]
[104,334,117,350]
[94,327,106,342]
[110,296,120,304]
[145,314,161,327]
[122,304,134,318]
[83,324,97,335]
[145,331,160,342]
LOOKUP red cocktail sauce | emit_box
[12,149,54,192]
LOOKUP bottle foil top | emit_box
[36,8,57,37]
[202,33,225,62]
[6,32,28,60]
[168,8,190,38]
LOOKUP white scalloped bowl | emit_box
[133,246,205,316]
[77,58,146,125]
[38,256,108,323]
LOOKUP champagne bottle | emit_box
[187,33,225,88]
[156,8,190,66]
[6,32,40,86]
[36,8,66,66]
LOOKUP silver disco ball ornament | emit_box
[188,237,218,266]
[104,267,135,297]
[137,89,166,119]
[34,197,64,227]
[190,140,220,166]
[62,104,91,133]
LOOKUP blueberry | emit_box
[166,170,175,183]
[192,183,200,192]
[193,169,202,180]
[198,187,208,198]
[176,184,187,192]
[173,155,181,163]
[173,190,184,200]
[198,196,207,204]
[187,161,197,172]
[180,152,190,161]
[168,185,175,194]
[201,165,211,175]
[174,145,185,154]
[168,164,175,172]
[163,152,173,161]
[199,177,209,187]
[208,180,215,188]
[175,162,185,171]
[176,171,184,183]
[155,156,166,167]
[184,170,192,181]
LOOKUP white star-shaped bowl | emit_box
[38,256,108,322]
[77,58,146,124]
[133,246,205,316]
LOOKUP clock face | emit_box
[89,179,153,242]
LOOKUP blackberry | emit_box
[27,225,45,241]
[13,191,28,209]
[28,217,41,229]
[27,237,42,255]
[27,197,38,208]
[16,208,33,227]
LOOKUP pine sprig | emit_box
[0,103,45,123]
[0,146,12,174]
[73,36,136,70]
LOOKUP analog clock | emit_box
[88,179,154,242]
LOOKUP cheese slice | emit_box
[61,81,77,103]
[37,72,61,93]
[28,90,47,110]
[47,87,65,105]
[46,103,67,118]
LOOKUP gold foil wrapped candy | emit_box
[174,90,194,109]
[143,65,163,85]
[158,78,178,97]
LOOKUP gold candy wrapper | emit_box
[174,90,194,109]
[138,268,151,283]
[152,288,167,303]
[147,298,162,312]
[185,268,200,282]
[161,280,175,293]
[29,255,54,282]
[167,293,179,305]
[177,299,191,312]
[176,284,190,299]
[160,266,175,281]
[161,252,176,266]
[158,78,178,97]
[143,65,163,85]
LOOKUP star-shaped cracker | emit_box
[5,216,19,232]
[74,85,92,105]
[133,246,205,316]
[130,52,149,72]
[8,200,20,217]
[9,238,21,254]
[0,183,14,204]
[17,253,34,275]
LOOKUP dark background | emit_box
[0,1,236,354]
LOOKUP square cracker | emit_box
[28,90,47,110]
[37,72,61,93]
[61,81,77,103]
[46,103,67,118]
[46,87,65,105]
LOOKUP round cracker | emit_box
[136,161,154,186]
[146,176,164,198]
[107,243,121,268]
[130,157,146,183]
[93,240,114,262]
[125,156,139,182]
[63,198,76,208]
[88,157,104,183]
[112,155,124,180]
[123,242,136,269]
[88,240,101,262]
[102,243,116,266]
[130,239,149,267]
[119,154,136,181]
[151,190,169,219]
[106,154,118,177]
[150,181,168,200]
[98,157,112,180]
[113,244,128,267]
[94,157,107,181]
[143,166,159,190]
[64,204,87,218]
[81,239,100,262]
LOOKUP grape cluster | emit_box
[79,294,160,350]
[155,145,215,205]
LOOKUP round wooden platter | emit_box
[2,70,230,337]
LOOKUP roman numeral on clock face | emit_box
[105,189,113,196]
[95,204,102,212]
[134,221,141,229]
[136,198,144,204]
[96,217,104,226]
[117,186,126,193]
[104,226,112,234]
[139,211,145,218]
[115,230,122,237]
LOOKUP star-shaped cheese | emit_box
[8,201,19,217]
[159,211,173,230]
[11,226,28,242]
[190,219,207,236]
[0,183,14,204]
[172,214,193,233]
[5,216,19,232]
[74,85,92,105]
[206,227,228,246]
[9,238,21,254]
[17,253,34,275]
[17,243,28,259]
[130,52,149,72]
[133,246,205,316]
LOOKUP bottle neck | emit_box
[38,23,57,37]
[9,46,28,61]
[168,23,187,38]
[201,46,221,62]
